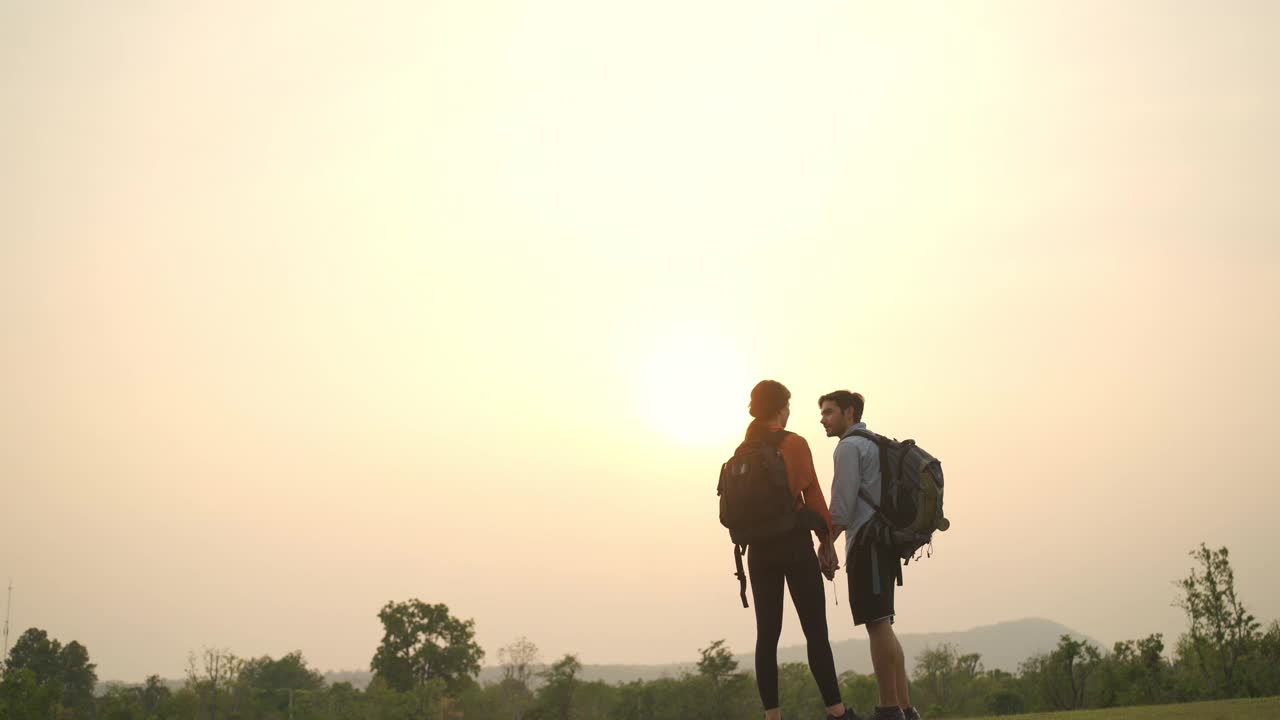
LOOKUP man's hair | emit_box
[749,380,791,419]
[818,390,865,423]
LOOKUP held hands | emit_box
[818,541,840,581]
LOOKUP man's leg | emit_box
[850,540,901,716]
[892,632,911,710]
[865,619,899,708]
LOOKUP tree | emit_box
[325,680,362,720]
[57,640,98,713]
[498,636,540,720]
[1024,635,1102,711]
[140,674,172,715]
[531,654,581,720]
[1245,621,1280,697]
[986,688,1026,716]
[242,650,325,692]
[365,674,448,720]
[4,628,63,685]
[695,640,751,718]
[98,684,146,720]
[186,647,243,720]
[0,668,62,720]
[1,628,97,718]
[839,671,879,716]
[500,637,541,687]
[1097,634,1171,707]
[912,644,983,715]
[371,599,484,693]
[776,662,826,717]
[1175,543,1260,697]
[240,650,326,716]
[695,640,737,685]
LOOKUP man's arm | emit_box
[829,439,863,535]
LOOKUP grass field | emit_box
[970,696,1280,720]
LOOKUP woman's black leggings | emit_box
[748,531,843,710]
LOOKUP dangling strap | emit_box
[734,545,749,608]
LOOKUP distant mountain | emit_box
[770,617,1097,677]
[316,617,1096,690]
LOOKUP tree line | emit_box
[3,543,1277,719]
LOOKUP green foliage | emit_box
[693,639,752,717]
[1091,634,1173,707]
[371,599,484,693]
[611,676,696,720]
[912,643,985,715]
[694,639,736,682]
[1021,634,1104,711]
[1175,543,1261,698]
[1242,621,1280,697]
[5,628,64,683]
[185,647,244,720]
[986,687,1026,715]
[839,670,879,714]
[774,661,828,716]
[493,636,540,720]
[528,653,581,720]
[0,667,63,719]
[241,650,327,714]
[57,640,97,713]
[15,552,1279,720]
[457,680,515,720]
[242,650,326,693]
[362,674,451,719]
[0,627,97,719]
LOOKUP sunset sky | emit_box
[2,1,1278,682]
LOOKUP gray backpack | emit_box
[847,429,951,564]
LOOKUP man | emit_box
[819,390,919,720]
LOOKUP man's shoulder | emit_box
[839,426,876,445]
[838,428,880,458]
[834,434,867,460]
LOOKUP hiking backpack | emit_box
[717,429,797,607]
[847,429,951,565]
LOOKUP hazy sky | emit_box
[2,1,1278,683]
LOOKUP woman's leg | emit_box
[750,557,786,714]
[785,547,846,714]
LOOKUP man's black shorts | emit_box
[847,541,899,626]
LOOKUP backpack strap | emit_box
[844,427,882,446]
[842,429,891,519]
[734,544,749,608]
[738,428,791,452]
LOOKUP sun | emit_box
[636,332,754,447]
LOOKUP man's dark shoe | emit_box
[871,707,905,720]
[902,707,922,720]
[823,709,864,720]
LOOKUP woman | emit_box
[741,379,854,720]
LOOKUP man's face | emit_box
[778,403,791,429]
[819,400,853,437]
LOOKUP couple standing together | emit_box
[739,380,917,720]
